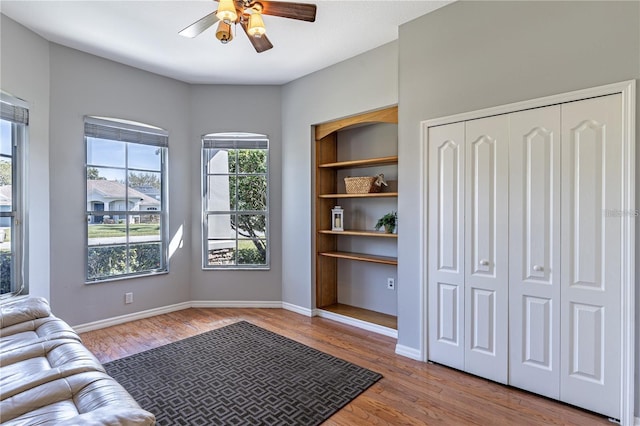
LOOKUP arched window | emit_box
[202,132,269,269]
[85,116,168,281]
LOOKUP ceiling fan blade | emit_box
[179,12,220,38]
[240,20,274,53]
[259,1,316,22]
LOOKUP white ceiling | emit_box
[0,0,449,85]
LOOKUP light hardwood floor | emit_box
[80,308,610,425]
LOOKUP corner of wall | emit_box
[1,14,52,302]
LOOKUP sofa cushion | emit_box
[0,371,155,425]
[0,316,81,353]
[0,338,105,396]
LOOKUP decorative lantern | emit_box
[331,206,344,231]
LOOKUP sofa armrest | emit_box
[0,297,51,329]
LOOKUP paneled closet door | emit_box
[508,105,561,399]
[464,115,509,384]
[560,94,622,419]
[427,122,465,370]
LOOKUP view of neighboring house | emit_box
[132,185,161,202]
[86,180,160,224]
[205,149,234,252]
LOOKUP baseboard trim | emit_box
[72,300,303,333]
[314,309,398,339]
[190,300,282,309]
[634,415,639,426]
[72,301,191,333]
[395,344,423,361]
[72,301,396,339]
[282,302,313,317]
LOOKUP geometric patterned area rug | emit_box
[104,321,382,425]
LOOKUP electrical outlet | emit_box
[387,278,395,290]
[125,292,133,304]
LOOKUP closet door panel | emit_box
[560,94,622,418]
[428,122,465,369]
[508,105,561,399]
[464,115,509,384]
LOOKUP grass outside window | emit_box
[88,224,160,238]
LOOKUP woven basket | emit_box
[344,176,383,194]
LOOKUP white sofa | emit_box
[0,297,155,425]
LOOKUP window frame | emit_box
[0,93,28,298]
[201,132,270,270]
[84,116,169,283]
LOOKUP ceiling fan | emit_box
[179,0,317,53]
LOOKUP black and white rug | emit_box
[104,321,382,425]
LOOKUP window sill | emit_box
[201,267,271,271]
[85,269,169,285]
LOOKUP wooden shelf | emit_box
[314,105,398,316]
[318,156,398,169]
[319,251,398,265]
[318,192,398,199]
[320,303,397,330]
[318,229,397,238]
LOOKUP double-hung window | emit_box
[85,117,168,282]
[0,94,27,296]
[202,133,269,269]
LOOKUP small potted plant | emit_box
[375,211,397,234]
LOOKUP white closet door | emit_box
[508,105,561,398]
[464,115,509,384]
[428,122,465,369]
[560,94,622,418]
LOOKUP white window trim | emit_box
[201,132,270,270]
[0,92,28,298]
[84,116,169,283]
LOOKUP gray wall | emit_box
[281,41,399,310]
[0,16,51,300]
[48,44,193,326]
[188,85,283,302]
[46,46,286,323]
[397,0,640,416]
[1,16,284,323]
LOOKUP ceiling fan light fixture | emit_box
[215,21,233,44]
[216,0,238,24]
[247,12,266,38]
[179,0,316,53]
